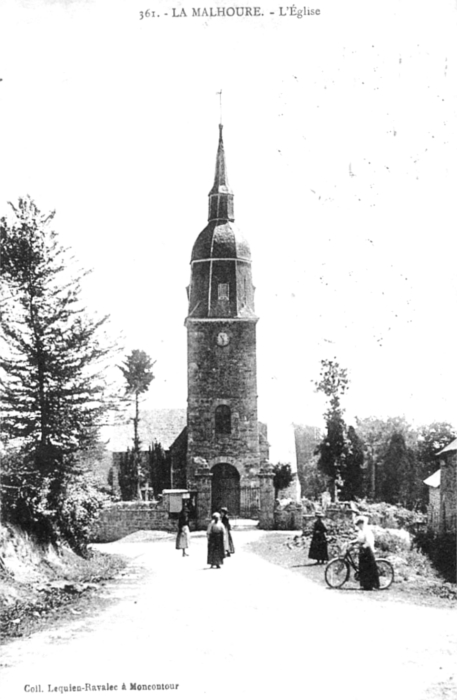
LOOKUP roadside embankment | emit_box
[0,523,125,642]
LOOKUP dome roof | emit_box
[191,221,251,262]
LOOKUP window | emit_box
[218,283,229,301]
[242,277,248,305]
[215,405,231,435]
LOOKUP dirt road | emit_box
[1,528,456,700]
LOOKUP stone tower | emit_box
[185,124,268,516]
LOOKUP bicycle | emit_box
[325,545,394,590]
[325,535,344,559]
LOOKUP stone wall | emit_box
[441,452,456,534]
[277,474,301,501]
[91,501,180,542]
[92,490,200,543]
[301,507,356,538]
[427,487,441,533]
[324,507,355,527]
[259,468,275,529]
[273,502,303,530]
[272,497,355,532]
[186,319,261,486]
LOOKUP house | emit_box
[423,469,441,533]
[436,438,457,534]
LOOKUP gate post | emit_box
[194,457,212,530]
[258,465,275,530]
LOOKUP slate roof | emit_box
[191,221,251,262]
[423,469,441,488]
[101,409,186,453]
[437,438,457,455]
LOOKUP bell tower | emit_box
[185,124,265,515]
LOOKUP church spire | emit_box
[208,124,235,223]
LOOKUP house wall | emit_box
[440,452,457,534]
[427,487,441,532]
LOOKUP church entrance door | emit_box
[211,463,240,516]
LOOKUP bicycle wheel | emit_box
[325,558,350,588]
[376,559,394,589]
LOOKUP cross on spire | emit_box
[216,89,223,125]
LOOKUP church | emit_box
[96,123,301,538]
[169,123,271,518]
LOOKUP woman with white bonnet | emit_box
[351,515,380,591]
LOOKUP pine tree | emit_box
[340,425,365,500]
[314,359,349,501]
[118,350,155,498]
[148,441,170,497]
[118,449,138,501]
[355,416,417,499]
[378,432,413,506]
[0,197,112,548]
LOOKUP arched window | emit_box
[215,405,231,435]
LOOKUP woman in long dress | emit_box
[352,516,380,590]
[207,513,225,569]
[175,504,190,557]
[220,507,235,557]
[308,512,328,564]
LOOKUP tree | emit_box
[415,421,456,509]
[354,417,455,507]
[378,432,417,507]
[355,416,417,499]
[314,359,349,501]
[118,349,155,498]
[0,196,112,550]
[148,441,170,497]
[314,360,365,501]
[297,454,328,500]
[118,449,138,501]
[416,422,456,479]
[340,425,365,500]
[272,462,294,498]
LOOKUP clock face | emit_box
[217,332,230,347]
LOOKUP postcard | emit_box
[0,1,456,699]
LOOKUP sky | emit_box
[0,0,456,431]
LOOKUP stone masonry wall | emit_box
[441,453,456,534]
[186,319,260,484]
[428,487,441,533]
[273,502,303,530]
[92,501,194,543]
[277,474,301,501]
